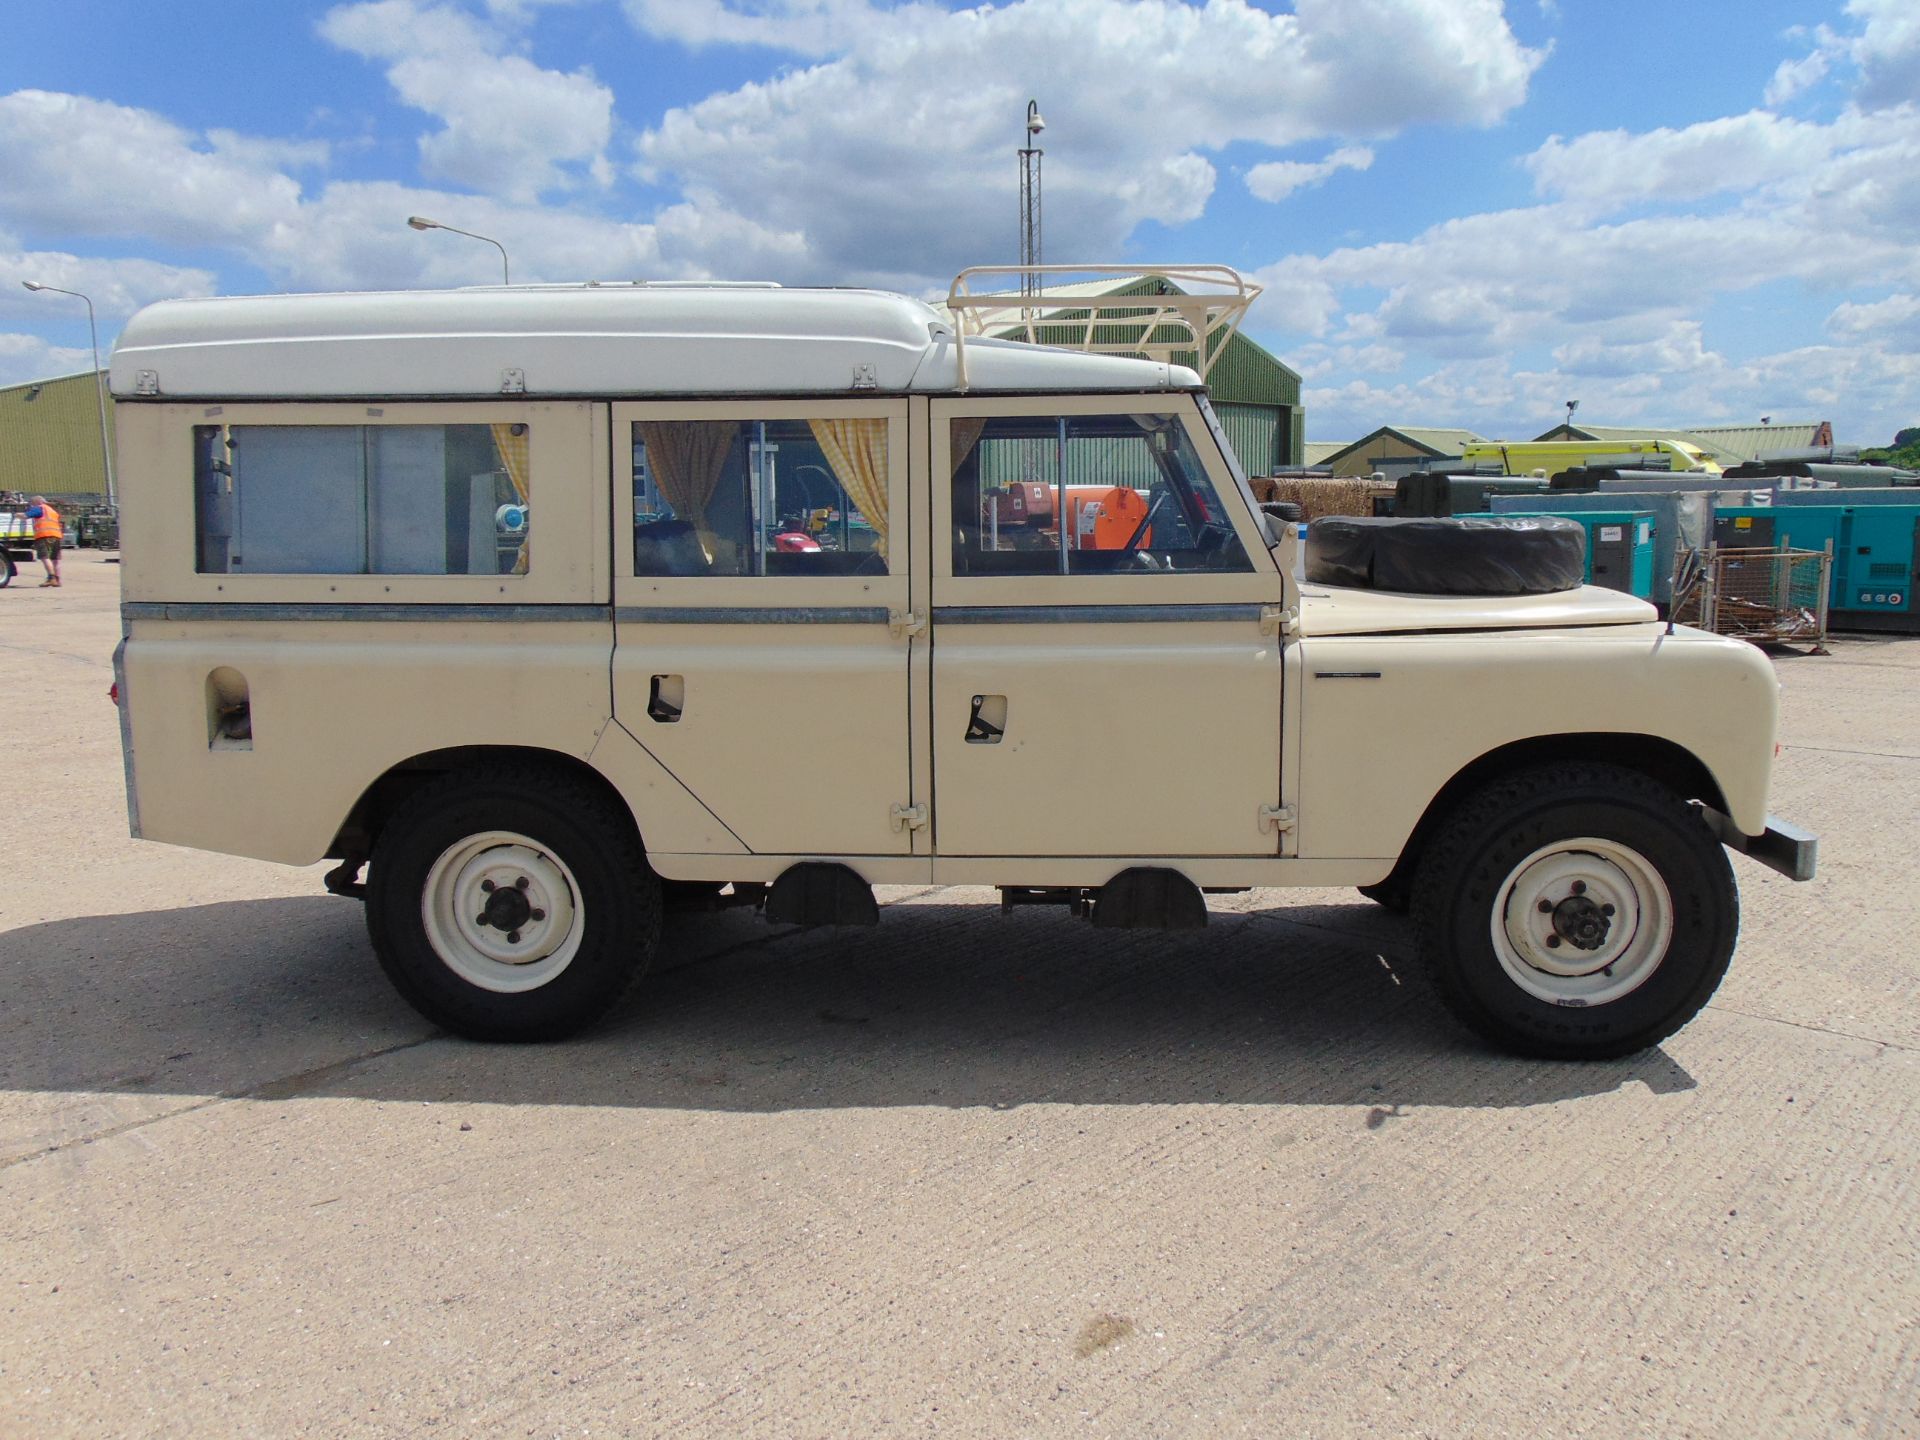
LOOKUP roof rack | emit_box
[944,264,1262,388]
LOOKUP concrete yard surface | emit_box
[2,555,1916,1437]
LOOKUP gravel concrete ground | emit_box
[2,554,1916,1438]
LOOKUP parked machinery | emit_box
[1457,509,1656,599]
[1716,501,1920,630]
[1390,472,1551,517]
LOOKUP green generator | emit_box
[1457,509,1655,598]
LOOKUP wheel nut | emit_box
[476,913,489,926]
[1601,903,1615,916]
[506,930,521,944]
[531,908,545,921]
[1537,899,1553,914]
[1570,880,1587,895]
[481,879,495,893]
[515,876,530,890]
[1546,934,1561,948]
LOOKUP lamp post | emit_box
[1019,99,1046,300]
[406,215,511,284]
[1565,398,1579,433]
[22,281,115,513]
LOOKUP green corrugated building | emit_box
[974,274,1305,477]
[0,370,116,500]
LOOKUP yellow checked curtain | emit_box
[636,421,739,556]
[807,419,889,555]
[489,422,532,575]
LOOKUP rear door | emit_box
[610,399,919,857]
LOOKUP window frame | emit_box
[614,398,911,609]
[931,392,1283,607]
[144,399,603,606]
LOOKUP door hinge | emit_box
[1259,804,1296,833]
[888,610,927,639]
[1260,604,1298,636]
[890,802,929,833]
[500,367,526,394]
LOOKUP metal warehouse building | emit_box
[968,274,1305,479]
[0,370,115,499]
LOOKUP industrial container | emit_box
[1714,502,1920,629]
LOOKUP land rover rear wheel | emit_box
[366,766,660,1041]
[1410,763,1737,1060]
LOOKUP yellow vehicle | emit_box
[1461,439,1722,477]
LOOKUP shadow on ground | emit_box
[0,892,1694,1117]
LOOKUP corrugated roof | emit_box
[0,370,116,497]
[1536,422,1829,464]
[1321,426,1487,464]
[1303,441,1350,464]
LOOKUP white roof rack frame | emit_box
[945,263,1262,389]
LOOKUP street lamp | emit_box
[406,215,511,284]
[22,281,115,513]
[1565,398,1579,432]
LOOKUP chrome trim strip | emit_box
[121,602,608,624]
[111,637,141,838]
[614,606,891,625]
[933,603,1265,625]
[1312,670,1383,679]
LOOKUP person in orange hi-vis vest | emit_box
[26,496,62,587]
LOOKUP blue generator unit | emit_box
[1713,503,1920,630]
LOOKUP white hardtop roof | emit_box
[109,283,1199,400]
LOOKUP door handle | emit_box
[965,694,1006,743]
[648,674,684,723]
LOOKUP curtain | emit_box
[636,421,738,558]
[949,418,988,474]
[808,418,889,555]
[489,422,532,575]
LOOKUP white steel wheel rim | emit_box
[1491,837,1673,1008]
[421,830,583,994]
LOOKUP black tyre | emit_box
[0,551,14,588]
[366,765,660,1041]
[1410,763,1737,1060]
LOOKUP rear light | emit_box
[108,681,120,706]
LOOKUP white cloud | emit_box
[1764,48,1831,107]
[0,90,308,247]
[0,333,96,387]
[634,0,1541,284]
[620,0,903,56]
[319,0,615,203]
[1246,145,1373,203]
[0,238,217,324]
[1828,292,1920,347]
[1845,0,1920,111]
[1524,111,1842,207]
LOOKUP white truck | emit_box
[106,268,1814,1059]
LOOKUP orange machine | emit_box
[984,484,1152,550]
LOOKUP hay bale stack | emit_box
[1251,475,1387,520]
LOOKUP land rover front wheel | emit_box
[1410,763,1737,1060]
[366,766,661,1041]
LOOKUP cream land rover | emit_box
[107,267,1814,1059]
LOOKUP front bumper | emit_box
[1703,809,1817,882]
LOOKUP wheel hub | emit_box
[1550,892,1612,951]
[1491,838,1675,1007]
[422,833,582,993]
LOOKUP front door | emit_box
[929,395,1286,858]
[611,400,918,856]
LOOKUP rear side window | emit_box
[632,418,888,577]
[950,413,1253,576]
[194,423,532,575]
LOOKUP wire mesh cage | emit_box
[1670,545,1831,647]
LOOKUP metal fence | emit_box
[1670,545,1831,647]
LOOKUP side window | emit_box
[632,418,888,577]
[194,422,531,575]
[951,413,1253,576]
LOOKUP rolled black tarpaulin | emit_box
[1304,515,1587,596]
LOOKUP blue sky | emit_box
[2,0,1916,443]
